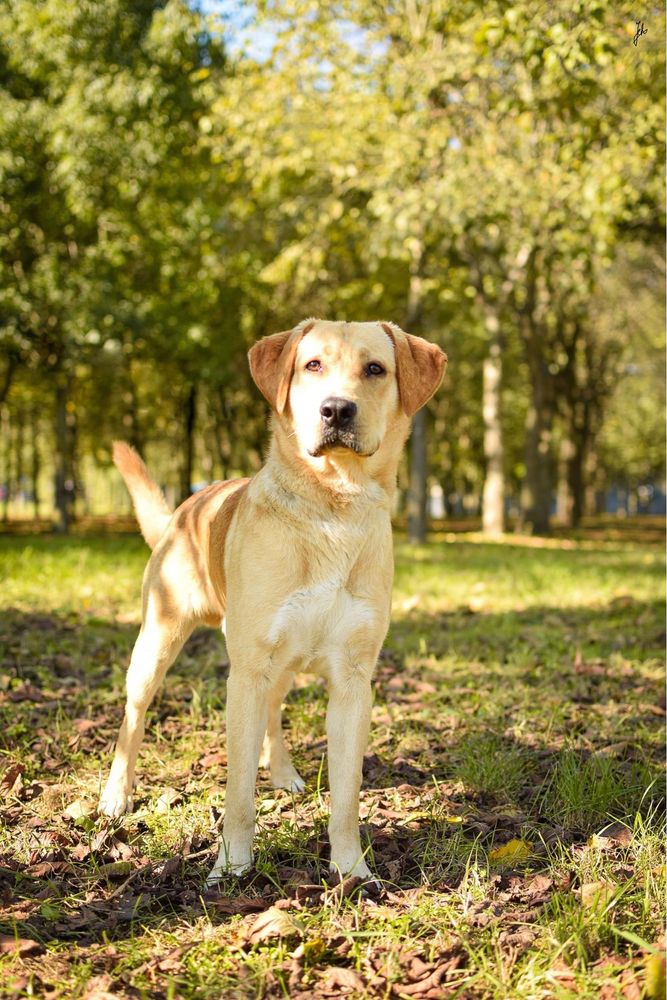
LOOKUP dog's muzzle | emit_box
[311,395,361,456]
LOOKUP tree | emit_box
[0,0,230,524]
[1,0,662,531]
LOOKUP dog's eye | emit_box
[365,362,385,377]
[305,360,322,372]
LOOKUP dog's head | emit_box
[249,319,447,462]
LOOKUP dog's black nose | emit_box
[320,396,357,429]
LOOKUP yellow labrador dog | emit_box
[99,319,446,884]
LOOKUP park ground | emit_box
[0,521,665,999]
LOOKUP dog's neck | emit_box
[262,417,406,510]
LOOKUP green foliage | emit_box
[0,0,663,519]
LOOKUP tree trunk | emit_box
[124,354,143,453]
[0,355,15,407]
[15,405,25,512]
[179,382,197,505]
[568,393,601,529]
[31,405,40,519]
[54,375,73,533]
[1,406,10,522]
[407,408,428,543]
[559,392,594,529]
[520,372,555,535]
[584,444,600,517]
[567,430,586,528]
[405,239,429,544]
[556,432,575,526]
[214,385,231,481]
[481,318,504,536]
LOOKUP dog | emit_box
[98,319,446,884]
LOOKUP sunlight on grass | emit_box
[0,529,664,999]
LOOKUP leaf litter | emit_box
[0,546,664,998]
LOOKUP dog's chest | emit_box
[266,514,377,669]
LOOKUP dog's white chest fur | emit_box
[267,578,374,671]
[265,513,376,673]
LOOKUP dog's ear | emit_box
[381,323,447,417]
[248,321,316,414]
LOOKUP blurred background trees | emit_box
[0,0,664,536]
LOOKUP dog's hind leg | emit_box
[261,672,305,793]
[99,600,193,818]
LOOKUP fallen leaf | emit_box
[591,741,631,758]
[8,682,44,702]
[73,718,96,734]
[295,883,327,906]
[247,905,300,944]
[393,955,462,995]
[1,762,25,794]
[639,703,666,718]
[579,881,616,909]
[203,894,269,915]
[155,856,181,880]
[81,974,119,1000]
[589,822,633,850]
[199,751,226,768]
[498,926,538,956]
[526,874,553,896]
[324,876,364,903]
[157,946,189,972]
[155,788,182,812]
[320,966,365,993]
[619,967,642,1000]
[548,957,576,985]
[489,839,533,864]
[64,798,96,820]
[28,861,72,878]
[0,934,44,957]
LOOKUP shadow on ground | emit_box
[0,596,664,950]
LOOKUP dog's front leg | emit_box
[326,663,374,880]
[207,664,270,884]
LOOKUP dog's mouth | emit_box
[309,427,363,458]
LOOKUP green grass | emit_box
[0,526,664,998]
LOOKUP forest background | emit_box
[0,0,664,540]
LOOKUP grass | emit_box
[0,524,664,998]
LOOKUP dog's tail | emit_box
[113,441,172,550]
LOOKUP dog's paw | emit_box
[329,856,373,881]
[327,863,382,897]
[206,838,254,887]
[271,767,306,793]
[98,786,133,819]
[205,859,252,887]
